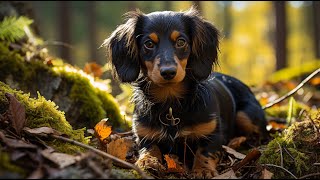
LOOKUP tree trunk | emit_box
[88,2,99,64]
[58,1,72,64]
[313,1,320,59]
[274,1,287,70]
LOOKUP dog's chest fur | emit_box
[131,77,234,142]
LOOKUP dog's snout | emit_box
[160,66,177,80]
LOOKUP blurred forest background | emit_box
[22,1,320,86]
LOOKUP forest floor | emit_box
[1,66,320,179]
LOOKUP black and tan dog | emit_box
[103,7,267,178]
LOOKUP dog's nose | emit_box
[160,66,177,80]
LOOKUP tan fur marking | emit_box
[149,82,186,102]
[192,148,219,178]
[174,56,187,83]
[180,119,217,138]
[236,111,260,135]
[149,33,159,43]
[170,30,180,42]
[134,123,162,140]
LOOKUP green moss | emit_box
[265,102,310,119]
[97,90,130,130]
[110,166,142,179]
[0,81,87,154]
[0,150,26,177]
[268,61,320,83]
[0,41,125,130]
[259,111,320,178]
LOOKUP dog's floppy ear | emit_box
[102,10,144,82]
[183,7,220,81]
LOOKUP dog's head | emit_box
[103,7,220,84]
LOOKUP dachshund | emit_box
[103,7,267,178]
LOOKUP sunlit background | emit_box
[28,1,319,85]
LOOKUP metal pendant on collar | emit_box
[159,107,180,126]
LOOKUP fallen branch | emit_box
[262,68,320,110]
[232,148,261,172]
[31,132,152,179]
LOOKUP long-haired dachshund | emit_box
[103,7,267,178]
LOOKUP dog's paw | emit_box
[135,154,165,173]
[190,167,219,179]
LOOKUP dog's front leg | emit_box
[135,143,166,173]
[190,134,225,179]
[191,147,222,178]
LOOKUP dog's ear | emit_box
[102,10,144,82]
[183,7,220,81]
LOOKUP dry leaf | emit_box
[41,148,77,168]
[222,145,246,159]
[164,154,185,173]
[310,76,320,85]
[260,168,273,179]
[83,62,103,78]
[0,131,37,149]
[23,127,63,136]
[106,137,134,166]
[267,121,287,131]
[227,136,247,149]
[5,93,26,135]
[94,118,112,142]
[212,169,237,179]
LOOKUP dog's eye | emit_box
[176,38,186,48]
[144,40,155,49]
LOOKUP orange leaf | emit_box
[310,76,320,86]
[94,118,112,141]
[267,121,287,131]
[164,154,184,173]
[83,62,103,78]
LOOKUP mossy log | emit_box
[0,41,127,130]
[259,111,320,179]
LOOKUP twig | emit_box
[299,172,320,179]
[263,68,320,110]
[232,148,261,172]
[263,164,297,179]
[276,141,283,167]
[283,146,295,162]
[40,134,152,179]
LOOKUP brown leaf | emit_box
[41,148,77,168]
[5,93,26,135]
[222,145,246,159]
[260,168,274,179]
[0,131,37,149]
[232,148,261,172]
[164,154,185,173]
[23,127,63,136]
[94,118,112,142]
[212,169,237,179]
[227,136,247,149]
[106,137,134,167]
[83,62,103,78]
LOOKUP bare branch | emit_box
[263,68,320,110]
